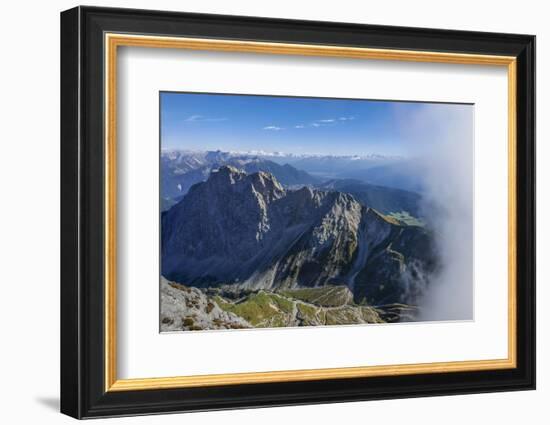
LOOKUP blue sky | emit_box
[160,92,471,156]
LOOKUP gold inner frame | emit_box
[104,33,517,392]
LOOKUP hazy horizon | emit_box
[160,92,472,157]
[160,147,402,158]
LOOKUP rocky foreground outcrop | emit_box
[160,277,250,331]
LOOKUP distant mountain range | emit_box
[338,161,425,193]
[164,149,400,161]
[161,166,435,306]
[256,151,425,192]
[161,150,425,217]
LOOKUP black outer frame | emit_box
[60,5,536,419]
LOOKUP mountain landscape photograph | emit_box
[159,92,474,332]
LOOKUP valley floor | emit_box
[160,277,419,332]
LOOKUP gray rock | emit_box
[160,277,251,331]
[161,167,435,305]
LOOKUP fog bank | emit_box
[395,103,474,320]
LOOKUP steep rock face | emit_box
[352,223,434,305]
[162,166,285,281]
[161,167,435,304]
[318,179,422,218]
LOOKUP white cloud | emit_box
[266,116,356,131]
[184,114,202,122]
[397,104,474,321]
[293,116,356,129]
[184,114,227,122]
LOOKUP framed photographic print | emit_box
[60,6,535,419]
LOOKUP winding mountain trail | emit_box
[161,166,435,326]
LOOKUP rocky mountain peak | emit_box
[209,165,246,183]
[205,165,286,204]
[162,168,435,305]
[249,170,285,200]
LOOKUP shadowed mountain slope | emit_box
[161,166,436,305]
